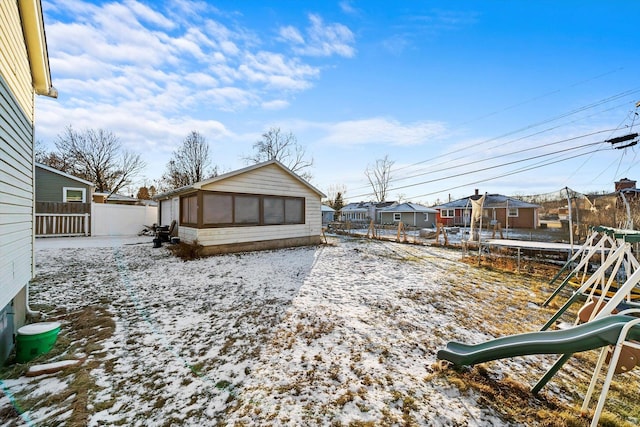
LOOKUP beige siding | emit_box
[180,163,323,248]
[0,3,36,320]
[200,163,313,198]
[0,1,35,121]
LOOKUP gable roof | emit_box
[154,160,325,199]
[380,202,437,213]
[36,163,94,187]
[341,201,397,211]
[433,193,540,209]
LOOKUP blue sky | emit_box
[37,0,640,204]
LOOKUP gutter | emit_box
[18,0,58,98]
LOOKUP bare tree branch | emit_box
[365,155,394,202]
[162,131,216,190]
[51,126,145,194]
[244,127,313,181]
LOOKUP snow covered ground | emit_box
[0,234,636,425]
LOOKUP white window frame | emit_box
[508,207,519,217]
[63,187,86,203]
[441,209,455,218]
[393,213,401,221]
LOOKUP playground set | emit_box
[437,225,640,426]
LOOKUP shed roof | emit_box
[154,160,325,200]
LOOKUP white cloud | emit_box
[239,52,318,90]
[37,1,361,185]
[261,99,290,110]
[124,0,176,30]
[339,0,359,15]
[279,26,305,45]
[279,14,356,58]
[317,117,447,146]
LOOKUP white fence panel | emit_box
[35,213,90,237]
[92,204,157,236]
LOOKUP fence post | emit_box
[84,213,90,236]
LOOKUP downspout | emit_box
[27,99,40,319]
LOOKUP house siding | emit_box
[0,1,34,122]
[0,1,38,363]
[177,163,323,253]
[35,166,93,202]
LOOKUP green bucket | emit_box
[15,322,61,363]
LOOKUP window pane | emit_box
[235,195,260,224]
[66,189,83,202]
[181,195,198,224]
[264,197,284,224]
[285,198,303,224]
[203,193,232,224]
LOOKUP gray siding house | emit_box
[379,202,438,228]
[0,0,57,363]
[36,163,94,203]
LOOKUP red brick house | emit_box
[433,190,540,229]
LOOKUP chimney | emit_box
[474,188,479,196]
[615,178,636,192]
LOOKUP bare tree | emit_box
[53,126,145,194]
[245,127,313,181]
[365,155,394,202]
[325,183,347,206]
[162,131,216,189]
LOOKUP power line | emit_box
[409,147,609,200]
[346,92,640,195]
[386,128,617,185]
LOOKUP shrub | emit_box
[169,240,204,261]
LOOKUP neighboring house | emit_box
[1,0,57,363]
[379,202,438,228]
[154,160,326,255]
[616,177,640,205]
[93,192,150,205]
[433,190,540,229]
[340,201,397,224]
[35,163,94,237]
[36,163,94,203]
[321,204,335,225]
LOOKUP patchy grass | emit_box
[0,305,115,427]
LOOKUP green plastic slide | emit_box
[437,315,640,366]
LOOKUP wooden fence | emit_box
[35,202,91,237]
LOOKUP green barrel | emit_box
[15,322,61,363]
